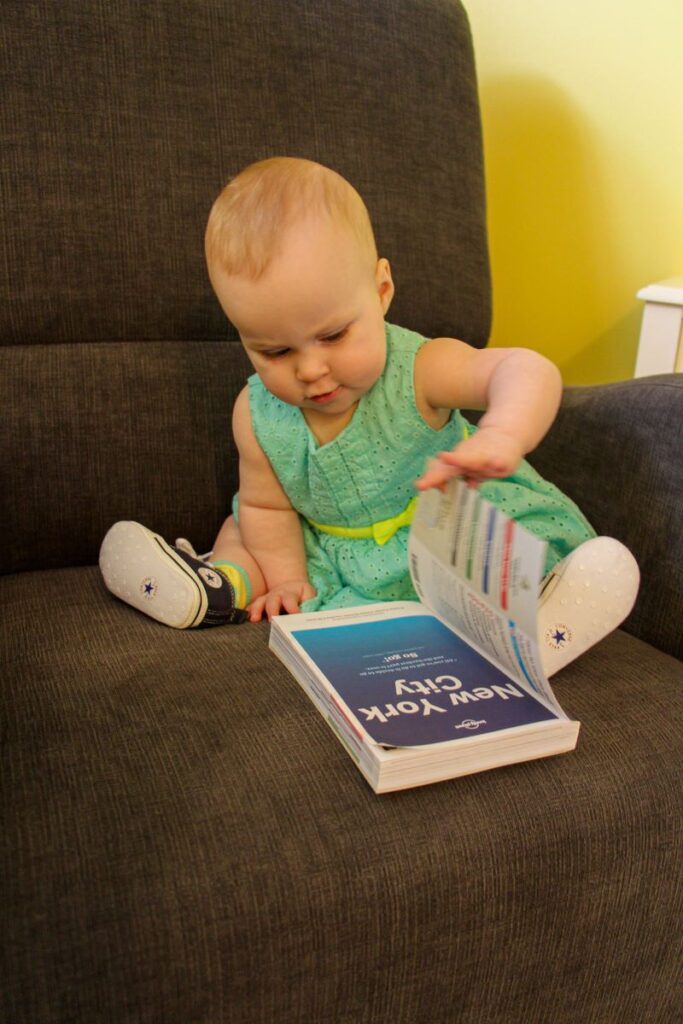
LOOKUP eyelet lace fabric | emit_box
[240,322,595,611]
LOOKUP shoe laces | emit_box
[174,537,213,562]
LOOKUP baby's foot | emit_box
[99,521,247,628]
[538,537,640,676]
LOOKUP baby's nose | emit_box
[296,349,328,381]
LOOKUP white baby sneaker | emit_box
[99,521,247,628]
[538,536,640,677]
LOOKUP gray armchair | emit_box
[2,2,681,1021]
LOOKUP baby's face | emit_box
[210,216,394,427]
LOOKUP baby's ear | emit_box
[376,257,395,314]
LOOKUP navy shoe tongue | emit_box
[173,547,248,626]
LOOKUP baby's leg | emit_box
[99,516,264,629]
[538,536,640,676]
[210,514,266,607]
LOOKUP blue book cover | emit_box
[291,614,559,748]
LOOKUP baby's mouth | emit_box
[308,386,341,404]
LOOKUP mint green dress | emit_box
[243,322,595,611]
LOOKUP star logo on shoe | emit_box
[140,577,158,599]
[544,623,573,650]
[198,566,223,589]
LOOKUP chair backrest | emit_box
[1,0,490,572]
[1,0,489,349]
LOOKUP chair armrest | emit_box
[527,374,683,659]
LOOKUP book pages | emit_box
[409,478,559,710]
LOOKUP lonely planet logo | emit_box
[455,719,487,731]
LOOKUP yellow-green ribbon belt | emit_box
[307,495,418,546]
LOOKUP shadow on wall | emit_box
[560,307,643,384]
[480,74,647,385]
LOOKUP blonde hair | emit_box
[205,157,377,280]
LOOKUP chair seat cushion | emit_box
[3,566,682,1023]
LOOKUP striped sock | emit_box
[211,560,252,609]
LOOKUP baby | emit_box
[100,157,639,675]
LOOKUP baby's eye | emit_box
[321,326,349,343]
[264,348,290,359]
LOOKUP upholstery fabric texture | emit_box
[1,0,490,348]
[528,375,683,660]
[3,567,682,1024]
[0,341,249,574]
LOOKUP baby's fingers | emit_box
[437,445,516,481]
[415,455,458,491]
[247,594,268,622]
[279,583,317,615]
[280,591,304,616]
[264,591,290,621]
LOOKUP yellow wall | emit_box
[464,1,683,384]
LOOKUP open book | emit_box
[270,479,579,793]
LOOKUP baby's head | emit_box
[205,156,378,283]
[205,157,394,417]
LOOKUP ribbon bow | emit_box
[308,496,418,546]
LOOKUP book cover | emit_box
[291,612,560,749]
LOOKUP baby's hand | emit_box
[247,578,317,622]
[416,428,524,490]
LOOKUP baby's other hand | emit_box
[247,579,317,622]
[415,428,524,490]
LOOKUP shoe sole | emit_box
[99,521,208,628]
[538,536,640,676]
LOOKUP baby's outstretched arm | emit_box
[231,387,316,621]
[414,338,562,490]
